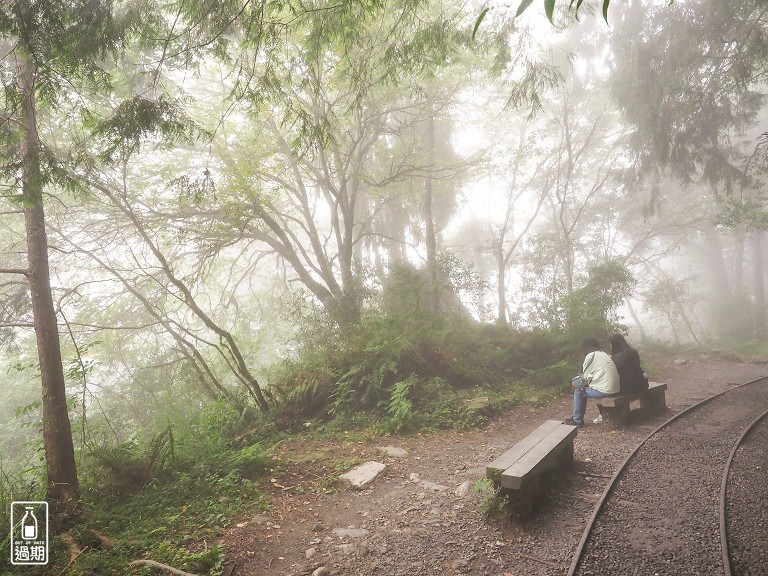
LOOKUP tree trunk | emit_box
[703,226,732,300]
[624,298,647,341]
[424,113,439,315]
[387,204,407,266]
[675,297,701,345]
[734,229,745,295]
[496,243,508,325]
[19,52,80,516]
[752,231,766,338]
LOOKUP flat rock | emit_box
[455,480,474,497]
[332,527,370,539]
[464,396,490,410]
[339,461,386,488]
[419,479,449,492]
[335,543,357,555]
[379,446,408,458]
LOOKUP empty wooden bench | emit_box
[486,420,578,516]
[595,381,667,425]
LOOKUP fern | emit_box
[385,375,417,432]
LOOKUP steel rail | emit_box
[566,376,768,576]
[719,407,768,576]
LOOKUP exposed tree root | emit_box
[128,559,201,576]
[58,546,88,575]
[59,532,81,563]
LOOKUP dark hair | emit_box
[609,333,634,356]
[581,337,601,354]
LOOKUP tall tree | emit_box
[0,0,138,516]
[141,0,477,328]
[610,0,768,337]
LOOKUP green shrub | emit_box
[474,479,513,520]
[220,443,273,478]
[85,426,174,496]
[268,307,602,434]
[385,376,417,432]
[522,361,574,389]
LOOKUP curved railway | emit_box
[724,409,768,576]
[568,377,768,576]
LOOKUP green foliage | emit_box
[0,463,45,560]
[710,292,755,342]
[562,260,635,339]
[55,402,275,576]
[83,402,276,498]
[85,426,175,496]
[222,443,274,478]
[471,0,621,28]
[269,306,577,435]
[715,196,768,231]
[611,0,766,187]
[522,361,573,389]
[474,478,514,520]
[88,96,201,161]
[385,376,417,432]
[70,469,262,576]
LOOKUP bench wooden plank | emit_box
[597,382,667,408]
[596,382,667,425]
[500,424,577,490]
[486,420,562,483]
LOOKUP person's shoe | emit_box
[593,414,604,424]
[563,417,583,427]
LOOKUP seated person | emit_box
[564,337,620,427]
[609,333,649,394]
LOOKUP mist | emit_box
[0,0,766,573]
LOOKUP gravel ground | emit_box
[220,351,768,576]
[573,378,768,576]
[727,413,768,576]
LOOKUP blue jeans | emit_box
[572,387,614,424]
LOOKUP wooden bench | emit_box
[595,381,667,425]
[486,420,578,516]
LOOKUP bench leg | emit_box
[641,391,666,413]
[603,405,629,426]
[556,441,575,470]
[512,478,539,518]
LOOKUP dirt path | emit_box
[220,352,768,576]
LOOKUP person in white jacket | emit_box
[564,337,620,426]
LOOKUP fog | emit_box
[0,0,766,573]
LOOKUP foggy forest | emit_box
[1,0,767,574]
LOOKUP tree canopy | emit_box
[0,0,767,569]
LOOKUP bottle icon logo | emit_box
[10,501,48,565]
[21,507,38,540]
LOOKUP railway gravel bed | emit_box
[571,378,768,576]
[726,412,768,576]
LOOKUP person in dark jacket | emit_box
[609,333,648,395]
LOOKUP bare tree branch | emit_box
[0,267,28,276]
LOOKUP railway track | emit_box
[568,377,768,576]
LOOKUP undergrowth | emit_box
[473,478,515,520]
[268,310,578,435]
[0,402,274,576]
[0,311,590,575]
